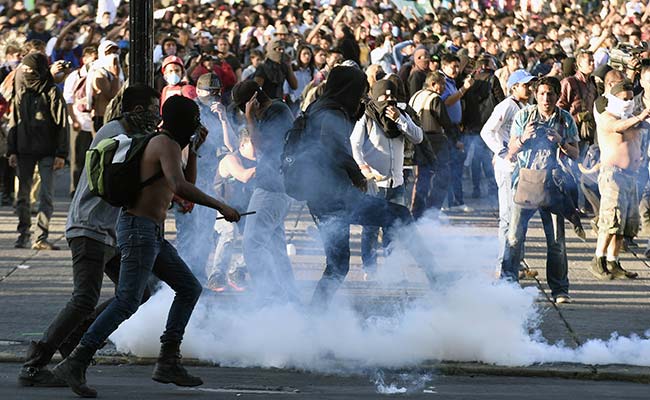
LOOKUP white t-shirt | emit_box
[63,68,93,132]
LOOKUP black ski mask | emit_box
[366,80,401,138]
[161,95,201,148]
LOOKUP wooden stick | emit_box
[216,211,256,220]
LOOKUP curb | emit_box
[2,351,649,384]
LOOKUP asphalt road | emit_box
[1,363,649,400]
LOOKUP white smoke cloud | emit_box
[110,216,650,371]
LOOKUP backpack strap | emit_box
[141,170,164,188]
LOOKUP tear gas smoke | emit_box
[110,215,650,371]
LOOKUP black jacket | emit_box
[8,84,68,158]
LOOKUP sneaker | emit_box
[14,234,30,249]
[227,270,247,292]
[607,260,639,279]
[363,269,377,281]
[32,240,60,251]
[206,273,227,293]
[554,294,572,304]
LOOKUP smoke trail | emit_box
[110,214,650,371]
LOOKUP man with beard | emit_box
[53,96,241,397]
[231,81,298,302]
[254,38,298,100]
[295,66,437,306]
[351,79,422,278]
[7,52,68,250]
[407,47,430,98]
[18,84,159,388]
[501,77,579,304]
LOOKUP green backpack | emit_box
[85,132,162,207]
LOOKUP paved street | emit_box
[1,363,649,399]
[0,168,649,397]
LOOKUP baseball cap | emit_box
[196,73,222,91]
[162,55,184,72]
[507,69,536,90]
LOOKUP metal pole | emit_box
[129,0,154,86]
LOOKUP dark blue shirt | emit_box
[254,100,293,192]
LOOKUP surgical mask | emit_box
[605,94,635,119]
[165,73,181,86]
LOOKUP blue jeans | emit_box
[309,187,437,306]
[447,137,466,207]
[361,185,405,271]
[501,205,569,297]
[242,188,297,302]
[468,135,497,195]
[80,212,202,350]
[412,134,450,219]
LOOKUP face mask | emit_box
[122,109,161,133]
[605,94,635,119]
[165,73,181,86]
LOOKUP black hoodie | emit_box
[305,66,368,204]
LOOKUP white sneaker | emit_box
[461,205,474,213]
[554,294,572,304]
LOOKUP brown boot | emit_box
[607,260,638,279]
[589,256,613,281]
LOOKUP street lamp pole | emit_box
[129,0,154,86]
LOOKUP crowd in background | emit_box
[1,0,650,300]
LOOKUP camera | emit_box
[609,43,646,72]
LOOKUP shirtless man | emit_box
[591,81,650,281]
[52,96,240,398]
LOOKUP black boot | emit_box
[51,344,97,398]
[18,341,66,387]
[589,256,613,281]
[152,341,203,387]
[607,260,639,279]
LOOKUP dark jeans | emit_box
[70,129,92,196]
[308,187,437,306]
[447,137,466,207]
[411,134,450,219]
[29,237,151,366]
[16,156,54,242]
[361,185,405,271]
[0,155,15,199]
[80,213,203,350]
[501,206,569,297]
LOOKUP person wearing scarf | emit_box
[350,78,423,279]
[253,38,297,99]
[7,52,68,250]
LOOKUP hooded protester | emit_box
[253,38,298,99]
[298,66,437,307]
[407,46,430,98]
[8,52,68,250]
[351,78,423,278]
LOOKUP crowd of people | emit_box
[3,0,650,396]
